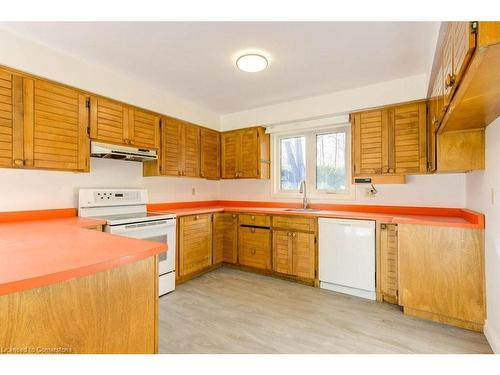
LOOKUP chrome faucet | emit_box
[299,180,308,209]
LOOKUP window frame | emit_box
[271,125,354,201]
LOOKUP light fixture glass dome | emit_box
[236,54,268,72]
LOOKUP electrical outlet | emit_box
[191,188,196,196]
[365,187,376,197]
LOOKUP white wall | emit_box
[220,74,428,130]
[0,29,220,129]
[0,158,219,211]
[466,117,500,353]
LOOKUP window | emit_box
[273,126,351,199]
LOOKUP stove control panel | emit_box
[78,189,148,208]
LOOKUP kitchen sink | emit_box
[283,208,321,213]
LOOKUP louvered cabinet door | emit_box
[25,79,89,171]
[352,110,385,175]
[292,232,316,280]
[212,213,225,265]
[272,230,292,275]
[379,224,398,303]
[391,103,427,174]
[452,22,476,89]
[178,214,212,277]
[0,69,21,168]
[240,128,259,178]
[161,117,182,176]
[442,27,454,108]
[90,97,127,145]
[200,128,220,179]
[222,213,238,264]
[130,108,160,149]
[221,131,238,178]
[182,122,200,177]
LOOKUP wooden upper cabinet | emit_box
[161,116,182,176]
[0,69,18,168]
[391,102,427,174]
[221,126,270,179]
[352,101,428,178]
[221,130,238,178]
[153,116,200,177]
[200,128,220,179]
[351,109,386,175]
[183,122,200,177]
[22,78,90,171]
[89,96,159,149]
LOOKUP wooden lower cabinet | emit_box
[213,212,238,264]
[238,226,271,270]
[178,214,213,278]
[378,223,398,304]
[272,230,316,280]
[398,224,485,332]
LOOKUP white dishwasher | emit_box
[318,218,376,300]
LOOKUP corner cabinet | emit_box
[351,100,428,181]
[0,69,90,172]
[221,126,270,179]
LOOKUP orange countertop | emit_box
[0,213,167,296]
[148,201,484,229]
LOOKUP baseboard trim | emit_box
[484,319,500,353]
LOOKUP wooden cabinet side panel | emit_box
[379,224,398,302]
[0,257,157,354]
[398,224,485,325]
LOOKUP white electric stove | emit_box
[78,188,176,296]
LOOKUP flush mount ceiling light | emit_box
[236,53,268,73]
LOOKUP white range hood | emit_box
[90,141,157,162]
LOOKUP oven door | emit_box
[108,219,176,275]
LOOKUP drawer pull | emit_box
[251,228,256,233]
[251,249,256,255]
[14,159,25,166]
[251,215,256,220]
[232,214,237,219]
[194,215,200,220]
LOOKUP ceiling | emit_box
[0,22,438,114]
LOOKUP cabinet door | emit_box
[90,96,128,145]
[452,22,476,86]
[240,128,259,178]
[221,131,238,178]
[442,28,454,108]
[178,214,212,277]
[129,108,160,149]
[379,224,398,303]
[213,213,238,264]
[182,122,200,177]
[272,230,292,275]
[0,69,20,168]
[161,117,182,176]
[352,110,386,175]
[391,102,427,174]
[292,232,316,280]
[200,128,220,179]
[25,79,89,171]
[238,227,271,270]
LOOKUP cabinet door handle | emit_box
[251,249,256,255]
[287,232,291,237]
[292,232,296,238]
[251,215,256,220]
[382,166,389,173]
[178,170,182,176]
[231,214,237,219]
[13,159,25,166]
[251,228,256,233]
[445,73,456,89]
[200,171,205,177]
[194,215,200,220]
[388,168,394,173]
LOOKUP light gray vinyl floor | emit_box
[159,267,492,354]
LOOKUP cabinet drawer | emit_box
[239,213,271,227]
[272,215,317,232]
[238,227,271,270]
